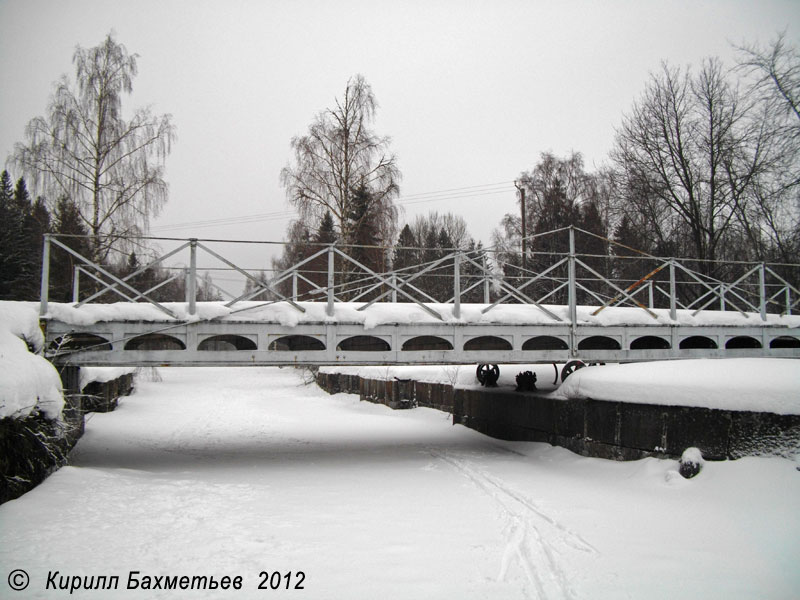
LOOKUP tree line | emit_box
[271,33,798,308]
[2,31,797,308]
[0,168,219,303]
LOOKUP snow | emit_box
[39,299,800,328]
[552,358,800,415]
[79,366,137,390]
[681,447,705,466]
[1,367,798,599]
[0,302,63,420]
[322,358,800,415]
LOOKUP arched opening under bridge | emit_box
[337,336,390,352]
[199,335,257,351]
[270,335,325,351]
[402,336,453,351]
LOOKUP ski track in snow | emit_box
[428,448,597,599]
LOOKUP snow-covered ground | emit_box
[1,367,798,599]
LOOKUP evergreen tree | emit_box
[419,226,441,300]
[344,185,385,299]
[0,173,40,300]
[0,171,22,299]
[50,197,91,302]
[12,178,42,300]
[392,224,418,274]
[433,227,455,301]
[315,211,337,245]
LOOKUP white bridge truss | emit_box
[39,227,800,367]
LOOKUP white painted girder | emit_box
[42,317,800,366]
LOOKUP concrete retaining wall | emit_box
[81,373,135,413]
[316,371,455,413]
[316,371,800,461]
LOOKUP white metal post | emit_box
[390,274,397,303]
[292,271,298,302]
[483,255,490,304]
[759,262,767,320]
[188,238,197,315]
[72,266,80,303]
[327,245,335,317]
[786,286,791,316]
[648,280,654,309]
[453,251,461,319]
[39,234,51,316]
[669,259,677,321]
[568,227,577,355]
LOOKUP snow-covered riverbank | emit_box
[1,367,798,599]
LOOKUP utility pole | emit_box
[515,181,527,272]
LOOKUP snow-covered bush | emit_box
[1,302,66,504]
[0,302,63,421]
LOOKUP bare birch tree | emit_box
[280,75,400,249]
[12,33,175,263]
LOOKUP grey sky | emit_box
[1,0,798,281]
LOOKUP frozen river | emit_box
[1,367,798,599]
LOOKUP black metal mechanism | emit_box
[515,370,537,391]
[476,364,500,387]
[560,360,586,382]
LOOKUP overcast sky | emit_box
[1,0,798,285]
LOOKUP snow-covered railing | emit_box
[38,227,800,326]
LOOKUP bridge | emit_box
[39,227,800,370]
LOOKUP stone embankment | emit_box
[316,371,800,461]
[0,368,134,504]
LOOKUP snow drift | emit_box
[0,302,63,420]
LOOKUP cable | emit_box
[148,180,518,233]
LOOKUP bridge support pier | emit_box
[57,365,85,446]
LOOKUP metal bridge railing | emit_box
[39,227,800,324]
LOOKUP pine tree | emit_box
[12,178,43,300]
[392,224,418,275]
[0,171,20,298]
[345,185,384,298]
[0,173,38,299]
[50,197,91,302]
[315,211,337,245]
[298,211,338,295]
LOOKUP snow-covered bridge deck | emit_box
[41,300,800,366]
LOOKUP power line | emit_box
[149,180,518,233]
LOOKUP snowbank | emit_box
[0,302,63,420]
[79,366,137,390]
[552,358,800,415]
